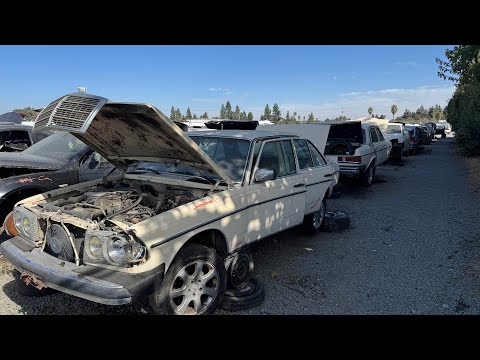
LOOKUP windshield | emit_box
[22,131,89,162]
[131,136,250,183]
[386,125,401,133]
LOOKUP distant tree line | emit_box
[394,104,444,123]
[219,101,253,121]
[169,106,209,122]
[12,107,38,121]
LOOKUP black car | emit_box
[0,131,116,227]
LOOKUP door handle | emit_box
[324,173,333,177]
[293,183,305,188]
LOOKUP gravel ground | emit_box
[1,134,480,315]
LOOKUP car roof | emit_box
[187,129,300,141]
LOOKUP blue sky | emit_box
[0,45,455,119]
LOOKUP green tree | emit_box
[225,101,233,119]
[241,111,247,120]
[437,45,480,155]
[285,111,291,123]
[170,106,176,120]
[193,114,197,119]
[202,112,208,119]
[175,108,182,121]
[12,106,38,121]
[220,104,226,119]
[234,105,241,120]
[368,107,373,118]
[307,113,315,122]
[186,107,193,120]
[247,112,253,121]
[391,104,398,120]
[263,104,271,121]
[272,103,281,123]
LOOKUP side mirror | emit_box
[88,153,100,169]
[254,169,276,183]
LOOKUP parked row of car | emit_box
[0,94,450,315]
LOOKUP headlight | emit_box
[86,236,103,258]
[105,236,129,265]
[84,231,146,267]
[22,217,31,234]
[13,207,38,241]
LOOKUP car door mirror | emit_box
[254,169,276,183]
[88,153,100,169]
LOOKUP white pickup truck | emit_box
[262,121,391,186]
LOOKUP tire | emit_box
[321,210,351,232]
[219,278,265,312]
[150,244,227,315]
[327,141,354,156]
[360,163,374,187]
[303,198,326,234]
[442,133,446,138]
[13,270,57,297]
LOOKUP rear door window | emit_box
[369,127,379,143]
[293,139,313,169]
[375,127,385,142]
[307,140,327,166]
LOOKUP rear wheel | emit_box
[360,163,375,186]
[303,198,326,234]
[150,244,226,315]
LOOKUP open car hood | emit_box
[33,93,232,184]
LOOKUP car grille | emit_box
[34,93,108,133]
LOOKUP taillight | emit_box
[345,156,362,163]
[410,137,415,143]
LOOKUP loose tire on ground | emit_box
[13,270,57,297]
[321,210,351,232]
[303,198,326,234]
[219,278,265,312]
[150,244,227,315]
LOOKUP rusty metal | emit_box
[20,272,47,290]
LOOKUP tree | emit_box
[247,112,253,121]
[202,112,209,119]
[241,111,247,120]
[181,115,186,121]
[391,104,398,120]
[234,105,241,120]
[368,107,373,118]
[307,113,315,122]
[193,114,197,119]
[271,103,281,123]
[186,107,193,120]
[220,104,226,119]
[12,107,37,121]
[225,101,232,119]
[170,106,176,120]
[175,108,182,121]
[298,116,301,122]
[285,111,291,123]
[263,104,272,121]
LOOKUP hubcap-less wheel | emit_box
[169,260,220,315]
[313,200,326,230]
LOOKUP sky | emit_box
[0,45,455,120]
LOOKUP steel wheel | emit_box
[169,260,220,315]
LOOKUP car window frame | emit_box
[249,137,299,185]
[306,140,328,166]
[292,138,315,170]
[369,127,379,143]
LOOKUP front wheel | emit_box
[150,244,227,315]
[303,198,326,234]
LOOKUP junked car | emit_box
[405,125,421,155]
[384,122,410,161]
[0,93,339,315]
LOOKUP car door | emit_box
[78,151,115,182]
[293,139,332,214]
[374,126,388,164]
[368,126,381,165]
[246,139,306,241]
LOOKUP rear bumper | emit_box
[0,239,164,305]
[338,164,366,176]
